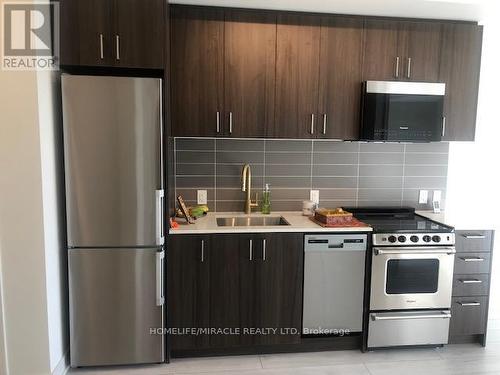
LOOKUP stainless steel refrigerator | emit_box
[61,74,165,367]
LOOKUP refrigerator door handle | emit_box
[156,249,165,306]
[156,190,164,246]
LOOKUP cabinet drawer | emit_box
[450,296,488,336]
[454,252,491,274]
[452,274,489,296]
[455,230,493,253]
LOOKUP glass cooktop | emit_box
[342,207,454,233]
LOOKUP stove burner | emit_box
[342,207,455,247]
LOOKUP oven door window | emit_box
[386,259,439,294]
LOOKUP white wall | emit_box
[37,70,69,373]
[446,1,500,339]
[0,1,68,373]
[0,66,53,374]
[170,0,487,21]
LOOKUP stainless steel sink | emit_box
[216,216,290,227]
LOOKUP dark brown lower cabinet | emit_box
[449,230,494,346]
[167,235,210,350]
[168,232,304,352]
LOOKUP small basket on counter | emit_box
[314,208,354,226]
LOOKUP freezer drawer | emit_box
[367,310,451,348]
[69,248,164,367]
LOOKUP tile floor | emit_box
[69,343,500,375]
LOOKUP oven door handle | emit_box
[371,311,452,321]
[374,247,456,255]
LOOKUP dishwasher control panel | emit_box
[305,234,367,251]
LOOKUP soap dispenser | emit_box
[261,183,271,214]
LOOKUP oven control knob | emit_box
[410,235,419,243]
[388,235,397,243]
[398,235,407,243]
[423,235,431,242]
[432,235,441,243]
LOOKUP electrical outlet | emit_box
[419,190,429,204]
[433,190,442,203]
[197,190,207,205]
[310,190,319,205]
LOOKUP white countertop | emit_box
[416,210,496,231]
[169,211,373,235]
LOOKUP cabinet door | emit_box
[439,23,483,141]
[224,10,276,137]
[167,235,210,350]
[256,233,304,345]
[209,234,257,348]
[363,19,400,81]
[318,16,363,140]
[60,0,113,66]
[170,6,224,137]
[402,21,442,82]
[114,0,164,69]
[274,14,321,138]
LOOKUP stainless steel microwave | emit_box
[360,81,446,142]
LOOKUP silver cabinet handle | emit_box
[229,112,233,134]
[115,35,120,61]
[99,34,104,60]
[249,239,253,261]
[442,116,446,137]
[460,257,485,262]
[156,249,165,306]
[263,239,266,261]
[463,234,486,239]
[216,111,220,134]
[457,301,481,307]
[459,279,483,284]
[310,114,315,135]
[155,190,164,246]
[201,239,205,263]
[322,114,327,135]
[395,56,400,78]
[407,57,412,79]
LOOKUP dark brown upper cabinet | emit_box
[224,10,276,137]
[439,23,483,141]
[170,6,224,137]
[362,19,400,81]
[401,21,442,82]
[318,16,363,140]
[60,0,165,68]
[114,0,165,69]
[60,0,113,66]
[273,14,321,138]
[171,7,275,137]
[363,19,441,82]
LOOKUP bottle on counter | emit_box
[261,183,271,214]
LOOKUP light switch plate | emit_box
[310,190,319,205]
[419,190,429,204]
[197,190,207,205]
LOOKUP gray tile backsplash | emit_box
[174,138,449,212]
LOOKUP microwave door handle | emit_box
[442,116,446,137]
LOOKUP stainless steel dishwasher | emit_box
[303,234,367,334]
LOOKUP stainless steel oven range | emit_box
[344,207,456,350]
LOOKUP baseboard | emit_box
[52,350,69,375]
